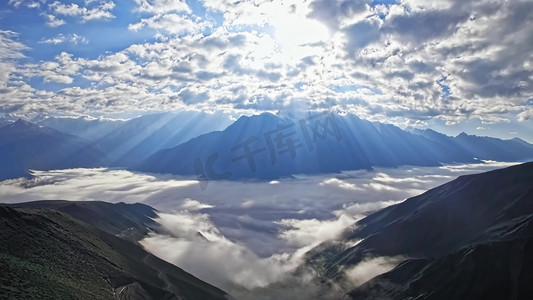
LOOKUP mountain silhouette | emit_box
[0,119,107,181]
[135,112,533,180]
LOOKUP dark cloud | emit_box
[382,9,470,43]
[308,0,371,30]
[179,88,209,104]
[344,19,381,56]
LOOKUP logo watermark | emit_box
[193,111,342,190]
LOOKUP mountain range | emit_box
[135,112,533,180]
[35,111,232,166]
[1,112,533,182]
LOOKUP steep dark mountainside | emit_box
[135,112,533,180]
[0,205,230,300]
[0,119,106,181]
[304,162,533,299]
[7,200,158,243]
[348,216,533,299]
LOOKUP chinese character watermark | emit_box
[193,111,342,190]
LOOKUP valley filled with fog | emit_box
[0,161,516,296]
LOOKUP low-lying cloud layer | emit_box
[0,161,517,297]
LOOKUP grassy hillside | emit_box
[0,205,230,300]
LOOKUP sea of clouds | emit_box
[0,161,517,297]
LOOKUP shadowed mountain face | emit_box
[348,219,533,300]
[0,203,231,300]
[304,162,533,299]
[134,112,533,180]
[0,119,107,181]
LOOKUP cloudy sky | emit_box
[0,0,532,140]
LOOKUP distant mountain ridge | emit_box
[134,112,533,180]
[0,119,107,181]
[35,111,232,166]
[1,112,533,181]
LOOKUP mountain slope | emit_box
[348,216,533,299]
[0,119,107,181]
[298,162,533,299]
[313,162,533,277]
[35,115,124,144]
[0,205,231,300]
[413,127,533,162]
[7,200,158,243]
[135,112,533,180]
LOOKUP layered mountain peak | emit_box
[135,112,533,180]
[6,118,42,131]
[227,112,284,131]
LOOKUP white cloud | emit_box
[276,214,358,248]
[49,0,115,22]
[180,198,214,211]
[128,0,204,37]
[128,13,207,35]
[517,108,533,122]
[8,0,41,9]
[0,30,28,60]
[0,0,532,132]
[0,30,28,87]
[43,14,66,27]
[43,73,73,84]
[39,33,88,45]
[320,178,364,191]
[344,256,405,287]
[133,0,191,14]
[140,211,305,290]
[29,52,84,84]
